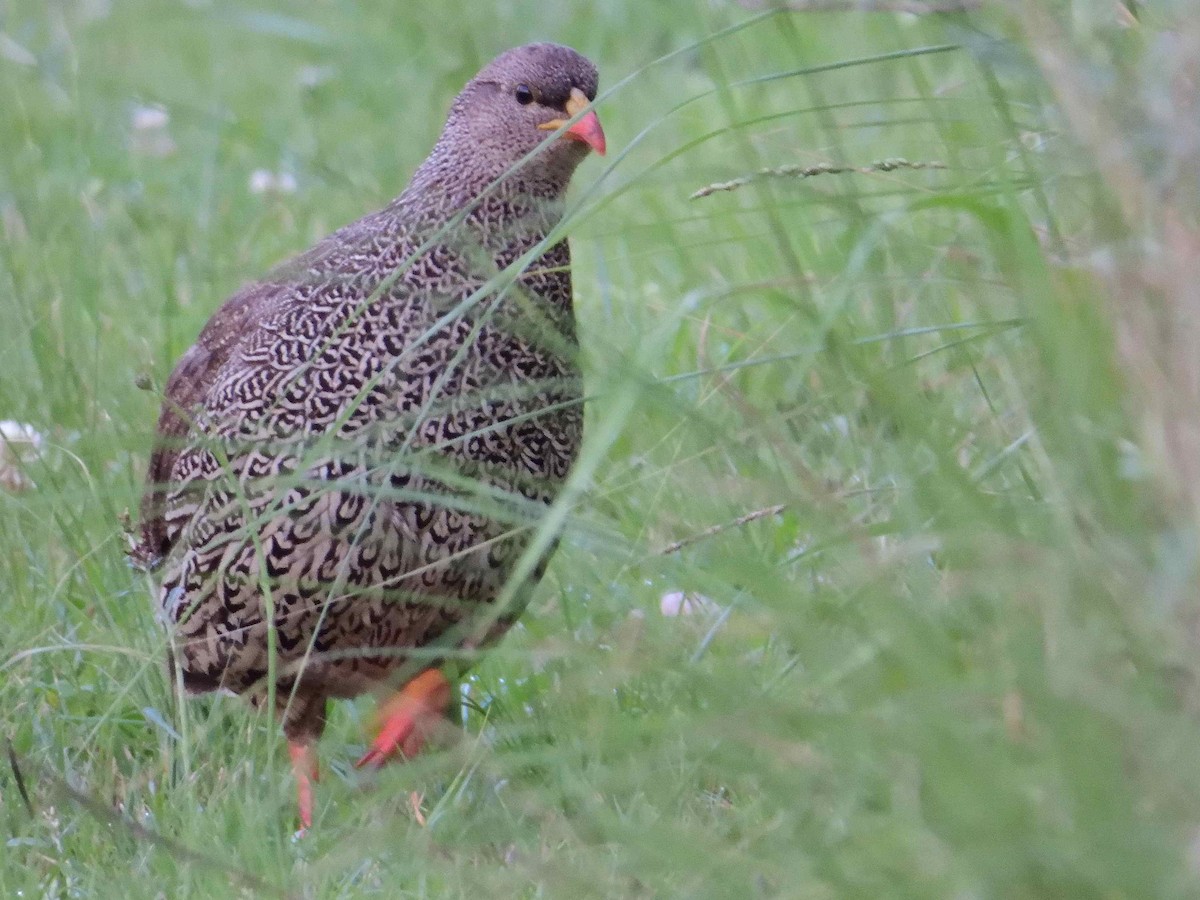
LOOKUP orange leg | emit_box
[288,740,319,831]
[355,669,452,769]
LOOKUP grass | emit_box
[3,0,1200,896]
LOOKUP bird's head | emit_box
[438,43,605,189]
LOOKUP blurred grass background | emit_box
[4,0,1200,896]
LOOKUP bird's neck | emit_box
[397,161,567,272]
[383,148,577,334]
[407,140,573,219]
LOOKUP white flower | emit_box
[296,65,336,90]
[249,169,298,196]
[129,104,175,158]
[0,420,44,492]
[131,105,168,131]
[660,590,718,617]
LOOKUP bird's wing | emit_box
[133,278,287,569]
[131,212,383,569]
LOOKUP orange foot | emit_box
[288,740,319,832]
[355,669,452,769]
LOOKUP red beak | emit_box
[565,109,606,156]
[538,87,607,156]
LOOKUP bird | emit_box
[130,43,606,830]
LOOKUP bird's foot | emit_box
[288,740,319,832]
[355,669,451,769]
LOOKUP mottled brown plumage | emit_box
[132,43,605,826]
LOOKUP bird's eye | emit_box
[514,84,535,105]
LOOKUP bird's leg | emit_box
[288,740,319,832]
[355,669,452,768]
[282,694,327,832]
